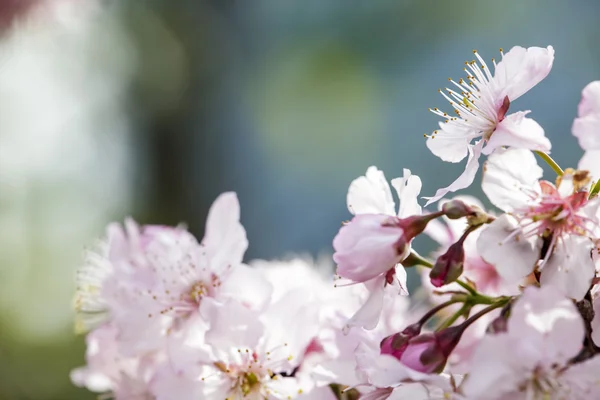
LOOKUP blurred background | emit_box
[0,0,599,398]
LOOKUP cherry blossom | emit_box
[477,148,600,300]
[74,192,272,355]
[333,167,423,332]
[462,285,600,399]
[70,45,600,400]
[425,46,554,204]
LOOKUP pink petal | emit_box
[577,80,600,118]
[202,192,248,274]
[509,285,585,364]
[573,112,600,151]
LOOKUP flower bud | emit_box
[400,326,462,374]
[441,200,473,220]
[333,214,407,282]
[380,323,421,359]
[395,212,443,243]
[486,303,511,334]
[429,241,465,287]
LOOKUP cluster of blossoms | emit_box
[72,46,600,399]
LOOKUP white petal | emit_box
[579,150,600,181]
[202,192,248,274]
[343,276,386,333]
[482,112,551,155]
[391,169,422,218]
[201,298,264,355]
[540,236,595,301]
[560,354,600,399]
[477,215,541,284]
[426,122,472,163]
[461,334,524,398]
[578,81,600,117]
[424,141,483,206]
[481,147,542,212]
[493,45,554,102]
[347,166,396,215]
[509,285,585,363]
[573,113,600,152]
[218,263,273,310]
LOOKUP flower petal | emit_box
[347,166,396,216]
[540,236,595,301]
[577,80,600,118]
[573,112,600,151]
[578,150,600,179]
[391,169,422,218]
[481,147,542,212]
[493,45,554,102]
[424,141,484,206]
[509,285,585,363]
[343,276,386,333]
[482,112,551,156]
[202,192,248,274]
[476,215,541,284]
[426,122,472,163]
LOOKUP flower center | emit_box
[426,49,505,141]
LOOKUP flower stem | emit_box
[456,280,477,296]
[437,303,470,330]
[404,251,434,268]
[534,151,563,176]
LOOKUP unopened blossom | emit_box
[354,340,461,400]
[477,148,600,300]
[462,285,600,399]
[73,192,272,355]
[424,196,519,297]
[573,81,600,177]
[333,167,424,331]
[425,46,554,204]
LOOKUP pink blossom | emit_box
[461,285,599,399]
[425,46,554,204]
[73,192,273,355]
[334,214,408,282]
[354,339,460,400]
[333,167,422,332]
[477,148,599,300]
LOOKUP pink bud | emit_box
[441,200,473,220]
[333,214,407,282]
[400,326,462,374]
[429,241,465,287]
[380,323,421,359]
[396,212,442,243]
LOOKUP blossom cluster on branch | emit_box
[71,46,600,399]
